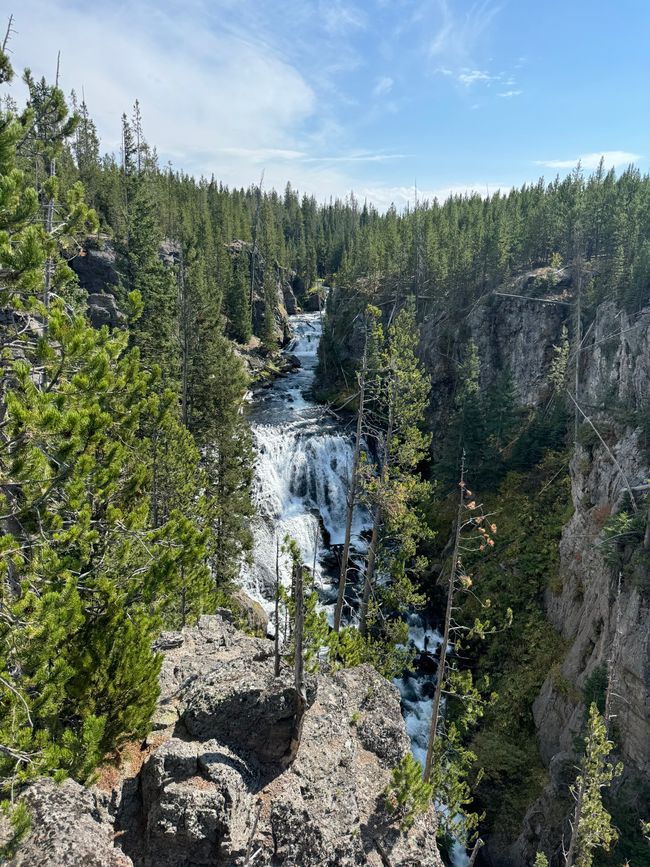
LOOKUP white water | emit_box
[243,310,467,867]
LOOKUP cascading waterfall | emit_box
[244,312,365,610]
[244,308,467,867]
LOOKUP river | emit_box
[243,309,467,866]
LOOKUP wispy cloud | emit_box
[304,151,408,164]
[320,0,367,35]
[424,2,524,99]
[360,181,510,210]
[458,68,491,85]
[537,151,641,170]
[373,75,394,97]
[428,0,501,62]
[498,89,522,98]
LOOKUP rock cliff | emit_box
[7,615,443,867]
[418,272,650,863]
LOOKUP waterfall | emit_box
[244,309,467,867]
[244,312,367,612]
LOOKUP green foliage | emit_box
[120,177,179,384]
[549,325,570,392]
[601,499,650,596]
[0,800,31,860]
[358,298,432,644]
[438,346,523,490]
[278,536,330,673]
[330,623,415,680]
[0,83,217,794]
[593,779,650,866]
[429,668,491,841]
[534,854,549,867]
[225,256,252,343]
[440,452,574,835]
[570,704,622,867]
[384,753,433,831]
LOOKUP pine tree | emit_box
[120,176,179,385]
[564,704,622,867]
[19,69,97,312]
[0,91,211,791]
[225,255,252,344]
[358,298,431,638]
[385,753,433,831]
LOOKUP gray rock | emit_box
[140,738,257,867]
[181,657,314,766]
[231,588,269,635]
[71,241,120,294]
[7,616,443,867]
[282,283,300,314]
[6,778,133,867]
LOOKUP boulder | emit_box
[180,656,314,767]
[231,588,269,635]
[140,738,257,867]
[5,778,132,867]
[87,292,125,330]
[282,282,300,314]
[70,240,120,294]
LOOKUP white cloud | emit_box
[458,68,491,86]
[373,75,394,97]
[537,151,641,170]
[6,0,316,178]
[304,151,408,164]
[359,181,510,211]
[498,89,522,98]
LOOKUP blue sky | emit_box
[5,0,650,208]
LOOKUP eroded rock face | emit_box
[87,292,126,330]
[460,293,650,865]
[418,271,570,432]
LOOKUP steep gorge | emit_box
[320,268,650,864]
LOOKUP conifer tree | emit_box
[0,83,211,791]
[564,704,622,867]
[120,176,179,384]
[225,256,252,344]
[358,298,431,638]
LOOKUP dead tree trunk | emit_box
[274,537,281,677]
[359,379,394,637]
[424,452,465,782]
[334,339,367,632]
[286,561,307,764]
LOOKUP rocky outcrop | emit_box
[418,268,571,434]
[87,292,126,330]
[5,778,133,866]
[231,588,270,634]
[506,302,650,865]
[410,270,650,863]
[226,240,295,347]
[9,615,443,867]
[70,239,120,294]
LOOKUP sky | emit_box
[4,0,650,209]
